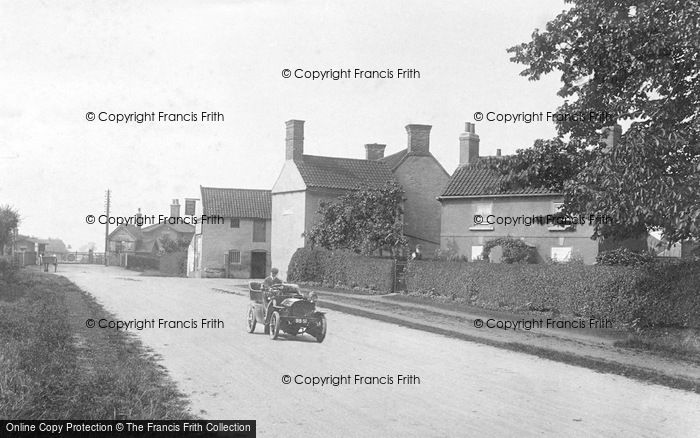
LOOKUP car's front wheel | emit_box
[246,307,256,333]
[314,315,327,343]
[269,311,281,340]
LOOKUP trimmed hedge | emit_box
[405,259,700,329]
[596,247,655,266]
[287,248,394,293]
[159,252,187,277]
[125,254,160,271]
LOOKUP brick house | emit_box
[377,125,450,255]
[271,119,450,278]
[187,187,271,278]
[438,123,646,264]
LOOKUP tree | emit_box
[306,182,407,255]
[482,0,700,243]
[0,205,20,255]
[158,235,190,255]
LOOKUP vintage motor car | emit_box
[246,281,327,342]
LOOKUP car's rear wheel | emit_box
[246,307,256,333]
[314,315,327,343]
[269,311,281,340]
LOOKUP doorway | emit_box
[250,251,267,279]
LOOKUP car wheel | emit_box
[269,311,281,340]
[246,307,256,333]
[314,315,327,343]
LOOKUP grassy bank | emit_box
[615,328,700,363]
[0,269,192,419]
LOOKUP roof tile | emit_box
[201,187,271,219]
[295,155,396,190]
[441,164,556,197]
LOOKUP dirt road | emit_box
[59,265,700,437]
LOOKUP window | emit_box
[551,247,572,262]
[253,219,266,242]
[471,245,484,261]
[228,249,241,264]
[549,201,573,231]
[230,218,240,228]
[469,202,494,231]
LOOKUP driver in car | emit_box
[263,268,284,320]
[263,267,284,289]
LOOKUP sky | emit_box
[1,0,569,251]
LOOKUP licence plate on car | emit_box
[295,318,308,324]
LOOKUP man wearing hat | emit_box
[263,267,284,289]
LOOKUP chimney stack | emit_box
[285,119,305,161]
[602,124,622,151]
[364,143,386,160]
[460,122,480,164]
[496,149,502,157]
[135,208,143,228]
[406,124,432,155]
[170,199,180,218]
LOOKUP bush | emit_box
[125,254,160,271]
[288,248,394,293]
[159,252,187,277]
[596,247,655,266]
[482,237,535,263]
[405,259,700,329]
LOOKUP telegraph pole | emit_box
[104,189,111,266]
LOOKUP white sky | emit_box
[1,0,567,251]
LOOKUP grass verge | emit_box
[0,270,192,419]
[614,328,700,363]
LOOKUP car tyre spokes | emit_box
[315,315,327,343]
[246,307,256,333]
[269,311,281,340]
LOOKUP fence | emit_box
[56,251,106,265]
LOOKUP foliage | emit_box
[482,237,536,264]
[0,257,18,289]
[480,1,700,243]
[406,259,700,329]
[125,254,160,271]
[306,182,408,255]
[158,235,190,255]
[0,205,20,254]
[287,247,394,293]
[158,252,187,277]
[596,248,655,266]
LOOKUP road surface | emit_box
[59,265,700,437]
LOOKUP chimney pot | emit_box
[364,143,386,160]
[285,119,305,161]
[459,122,480,164]
[405,124,432,155]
